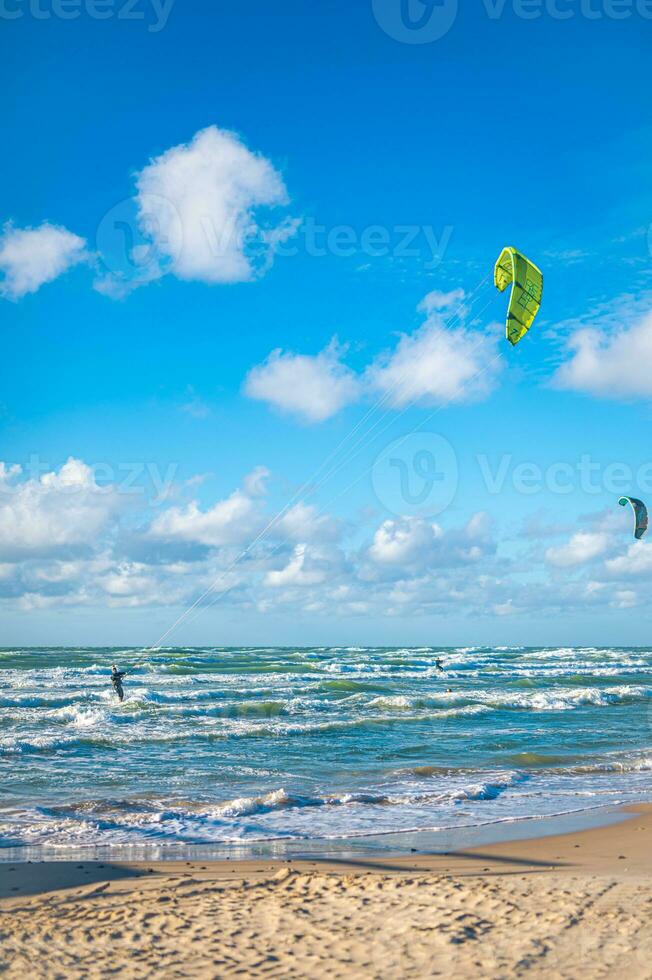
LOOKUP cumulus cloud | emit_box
[367,512,494,574]
[0,222,88,300]
[604,541,652,577]
[265,543,330,587]
[545,531,611,568]
[0,458,127,562]
[369,518,443,567]
[275,502,342,542]
[245,289,502,424]
[417,288,466,317]
[612,589,638,609]
[148,488,261,549]
[5,456,649,625]
[553,308,652,399]
[97,126,294,297]
[0,461,272,609]
[244,341,360,423]
[365,291,501,407]
[0,457,500,618]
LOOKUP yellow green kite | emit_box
[494,246,543,346]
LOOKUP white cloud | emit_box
[5,458,650,625]
[545,531,610,568]
[366,292,501,407]
[494,599,516,616]
[367,513,493,572]
[148,488,260,549]
[417,288,465,316]
[465,511,493,542]
[245,289,501,425]
[0,458,127,561]
[265,543,330,587]
[0,222,88,300]
[95,560,195,608]
[612,589,638,609]
[0,463,22,482]
[244,341,360,423]
[275,502,342,542]
[553,308,652,399]
[604,541,652,576]
[369,518,443,567]
[243,466,271,498]
[108,126,291,294]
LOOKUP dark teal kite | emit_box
[619,496,648,540]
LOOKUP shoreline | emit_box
[2,804,651,977]
[2,802,650,899]
[0,796,641,866]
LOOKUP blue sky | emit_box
[1,0,652,646]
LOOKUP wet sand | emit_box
[1,804,651,978]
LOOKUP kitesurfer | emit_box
[435,658,445,672]
[111,664,126,702]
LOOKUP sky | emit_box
[1,0,652,646]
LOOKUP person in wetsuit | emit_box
[435,658,445,672]
[111,664,126,702]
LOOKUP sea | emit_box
[1,646,651,858]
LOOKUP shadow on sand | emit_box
[0,861,150,900]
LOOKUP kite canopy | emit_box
[494,246,543,346]
[618,496,648,540]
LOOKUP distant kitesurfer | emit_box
[111,664,126,702]
[435,658,445,672]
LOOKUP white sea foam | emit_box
[2,645,652,851]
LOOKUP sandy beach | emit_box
[1,804,651,979]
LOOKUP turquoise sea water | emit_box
[1,647,651,855]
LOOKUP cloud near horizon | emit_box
[545,530,611,568]
[1,456,645,624]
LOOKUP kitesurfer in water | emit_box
[435,658,445,672]
[111,664,126,702]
